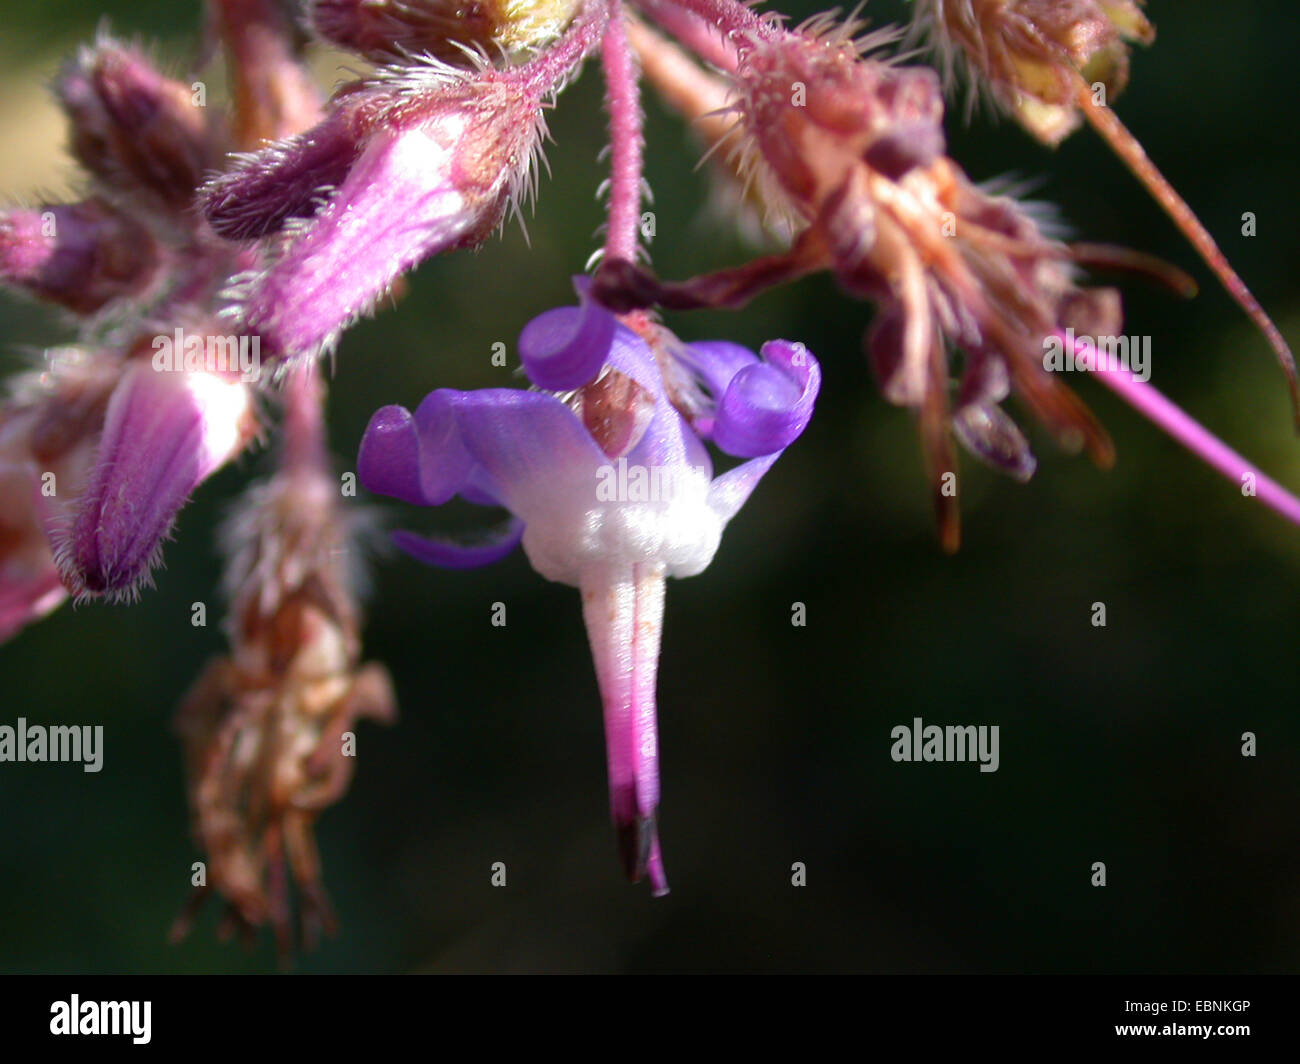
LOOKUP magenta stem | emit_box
[633,0,742,71]
[281,360,327,475]
[635,0,772,41]
[601,1,647,264]
[1069,333,1300,529]
[518,0,610,95]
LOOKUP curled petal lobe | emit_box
[674,340,759,408]
[357,404,426,505]
[518,281,618,391]
[711,340,821,458]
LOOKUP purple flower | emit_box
[358,283,820,893]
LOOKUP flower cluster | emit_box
[0,0,1294,953]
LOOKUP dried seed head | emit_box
[915,0,1154,144]
[596,15,1120,549]
[172,368,395,956]
[734,30,945,220]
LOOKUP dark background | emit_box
[1,0,1297,973]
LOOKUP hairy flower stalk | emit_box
[173,364,395,955]
[626,17,793,244]
[359,284,819,891]
[599,0,647,265]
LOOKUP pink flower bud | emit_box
[0,199,161,316]
[56,352,257,599]
[56,40,213,211]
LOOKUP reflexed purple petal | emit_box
[711,340,821,457]
[358,404,426,504]
[518,295,617,391]
[409,391,481,504]
[392,517,525,569]
[450,389,607,516]
[674,340,757,402]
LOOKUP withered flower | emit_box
[911,0,1154,146]
[173,366,395,956]
[599,19,1118,548]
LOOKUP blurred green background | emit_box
[1,0,1297,973]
